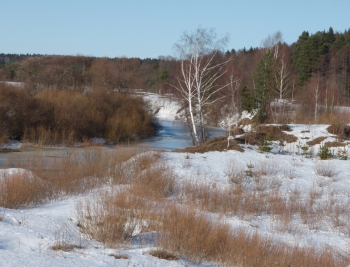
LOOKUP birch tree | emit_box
[274,58,290,100]
[171,28,231,145]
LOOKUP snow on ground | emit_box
[1,123,350,266]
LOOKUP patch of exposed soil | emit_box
[307,137,327,146]
[235,125,297,145]
[174,136,244,153]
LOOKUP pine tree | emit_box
[240,84,254,112]
[253,50,275,123]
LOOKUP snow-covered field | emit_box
[1,94,350,266]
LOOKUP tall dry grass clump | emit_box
[0,170,52,208]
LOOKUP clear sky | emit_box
[1,0,349,59]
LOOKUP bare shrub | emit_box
[225,159,244,184]
[256,159,281,176]
[314,161,337,177]
[51,222,85,252]
[283,165,296,179]
[76,188,151,247]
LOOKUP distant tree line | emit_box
[0,26,350,144]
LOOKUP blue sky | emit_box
[1,0,349,59]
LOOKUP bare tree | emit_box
[274,58,290,100]
[171,28,231,145]
[262,31,283,59]
[228,73,241,113]
[314,76,320,124]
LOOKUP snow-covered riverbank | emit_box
[1,93,350,266]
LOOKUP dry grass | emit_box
[174,136,244,153]
[156,204,345,267]
[109,253,129,260]
[236,125,298,145]
[324,141,347,147]
[307,136,327,146]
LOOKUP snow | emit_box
[0,81,24,88]
[143,92,182,121]
[0,140,22,150]
[1,94,350,266]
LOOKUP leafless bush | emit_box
[314,161,337,177]
[225,159,244,184]
[283,165,296,179]
[76,189,151,247]
[256,159,281,176]
[51,222,86,252]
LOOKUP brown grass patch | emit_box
[174,136,244,153]
[236,125,297,145]
[51,243,83,252]
[148,249,178,261]
[109,253,129,259]
[307,136,327,146]
[325,141,347,147]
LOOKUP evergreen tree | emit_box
[240,84,254,112]
[253,50,275,123]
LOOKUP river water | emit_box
[0,119,227,168]
[142,119,227,151]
